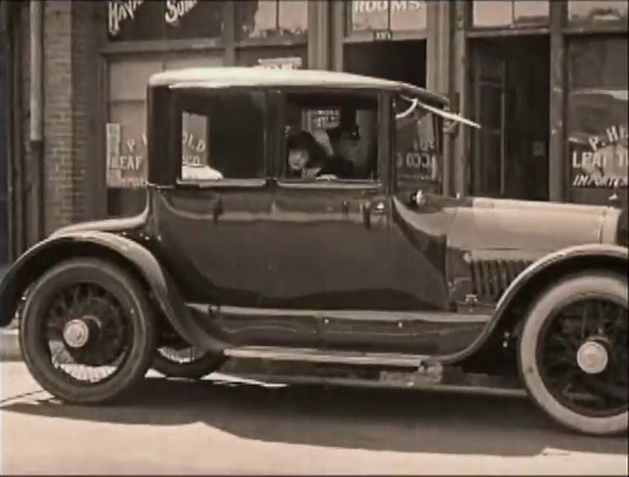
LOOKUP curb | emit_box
[0,329,21,362]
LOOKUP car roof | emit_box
[149,67,448,106]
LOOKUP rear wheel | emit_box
[518,271,628,435]
[19,258,157,404]
[152,345,224,379]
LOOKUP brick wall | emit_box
[44,0,74,234]
[43,0,98,234]
[14,1,100,244]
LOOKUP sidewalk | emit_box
[0,326,20,361]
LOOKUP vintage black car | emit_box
[0,68,626,436]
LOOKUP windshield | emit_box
[394,96,443,192]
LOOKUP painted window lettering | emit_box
[570,122,629,188]
[108,0,145,38]
[353,0,424,14]
[165,0,198,25]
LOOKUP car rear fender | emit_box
[0,231,227,353]
[432,243,628,365]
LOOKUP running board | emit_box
[223,346,427,368]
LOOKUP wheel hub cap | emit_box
[63,319,90,348]
[576,340,609,374]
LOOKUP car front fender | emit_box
[0,231,226,353]
[431,243,628,365]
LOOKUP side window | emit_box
[282,93,379,182]
[394,97,442,193]
[177,91,266,181]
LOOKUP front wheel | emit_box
[518,271,627,435]
[19,258,157,404]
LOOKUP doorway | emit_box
[470,36,550,201]
[343,40,426,88]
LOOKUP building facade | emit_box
[1,0,628,262]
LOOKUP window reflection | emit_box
[472,0,548,27]
[238,0,307,40]
[568,1,628,24]
[567,37,628,193]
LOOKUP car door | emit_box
[154,88,281,308]
[265,90,403,310]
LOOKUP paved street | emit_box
[1,362,627,475]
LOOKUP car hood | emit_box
[447,197,621,253]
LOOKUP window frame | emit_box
[275,88,385,190]
[170,87,271,189]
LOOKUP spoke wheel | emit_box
[152,343,224,379]
[20,258,156,404]
[519,271,628,436]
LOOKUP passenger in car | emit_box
[286,130,327,179]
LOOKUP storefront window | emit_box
[472,0,549,28]
[567,37,628,201]
[107,1,225,42]
[349,0,427,33]
[567,1,628,26]
[236,0,307,41]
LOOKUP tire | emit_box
[19,258,157,404]
[518,271,628,436]
[152,346,224,380]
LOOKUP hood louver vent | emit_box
[470,259,532,303]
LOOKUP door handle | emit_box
[361,201,372,230]
[212,197,223,225]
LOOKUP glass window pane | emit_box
[279,0,308,35]
[179,92,266,180]
[473,1,548,27]
[473,1,513,27]
[567,37,628,193]
[390,0,427,31]
[350,0,389,32]
[284,94,379,181]
[568,1,629,25]
[569,36,628,89]
[513,1,548,24]
[237,0,307,40]
[395,98,441,191]
[107,101,147,189]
